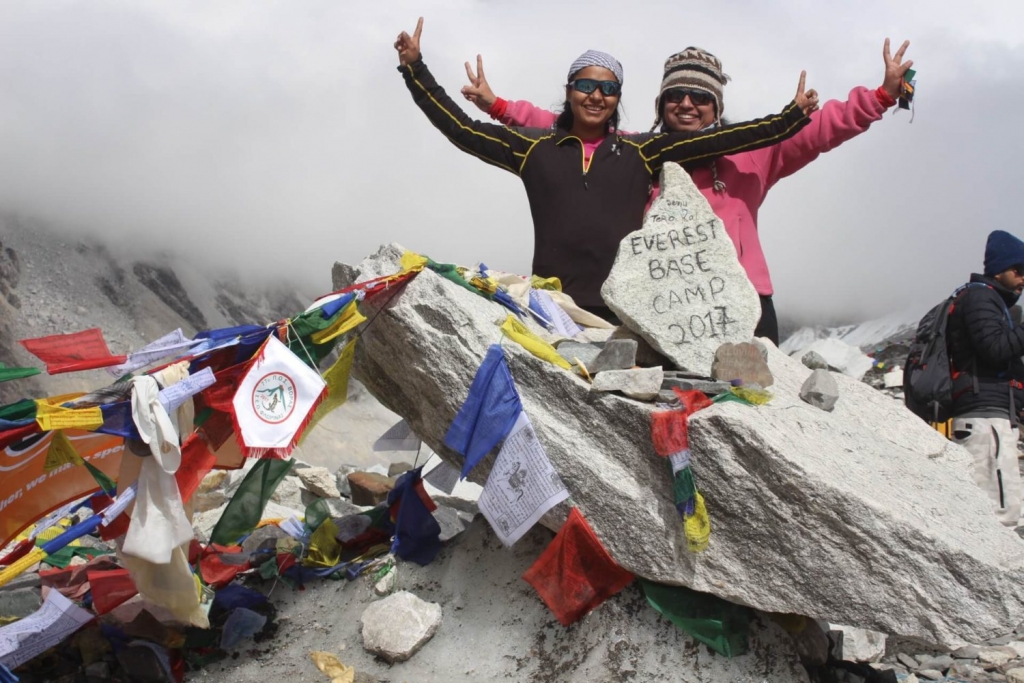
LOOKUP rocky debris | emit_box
[802,350,831,371]
[711,341,774,387]
[591,367,664,401]
[297,466,341,499]
[555,340,603,368]
[601,163,761,375]
[387,462,414,478]
[829,624,887,662]
[360,591,442,663]
[336,463,389,498]
[0,572,41,592]
[241,524,293,555]
[794,337,874,380]
[590,339,638,373]
[979,646,1018,666]
[800,369,840,412]
[132,262,208,331]
[1008,668,1024,683]
[348,242,1024,648]
[661,374,733,395]
[347,471,395,506]
[0,587,42,620]
[607,326,672,368]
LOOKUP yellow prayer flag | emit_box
[35,400,103,431]
[530,275,562,291]
[311,302,367,345]
[400,251,428,273]
[43,431,87,472]
[684,492,710,553]
[305,518,342,568]
[310,651,356,683]
[500,315,572,370]
[300,339,356,444]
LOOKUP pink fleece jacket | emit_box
[499,87,888,295]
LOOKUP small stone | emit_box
[0,572,40,592]
[1007,641,1024,659]
[555,341,602,368]
[298,466,341,499]
[348,472,396,506]
[361,591,442,663]
[661,377,732,395]
[800,369,840,412]
[903,674,919,683]
[0,587,41,619]
[1006,667,1024,683]
[917,654,954,671]
[953,644,981,659]
[607,326,670,368]
[897,653,919,669]
[829,624,887,663]
[388,462,414,478]
[656,389,681,405]
[951,660,987,678]
[85,662,110,682]
[980,646,1018,666]
[591,367,664,402]
[241,524,291,556]
[711,342,774,387]
[432,506,468,543]
[589,339,638,374]
[916,670,944,681]
[801,350,830,370]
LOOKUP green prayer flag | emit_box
[0,399,37,422]
[83,460,117,496]
[210,457,294,545]
[41,545,114,569]
[672,466,696,506]
[639,579,752,657]
[0,363,41,383]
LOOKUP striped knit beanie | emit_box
[653,47,730,128]
[567,50,624,85]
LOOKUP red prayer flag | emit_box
[87,568,138,614]
[20,329,127,374]
[176,433,218,504]
[522,507,634,626]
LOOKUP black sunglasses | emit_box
[570,78,622,97]
[663,88,714,107]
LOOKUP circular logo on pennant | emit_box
[251,372,297,424]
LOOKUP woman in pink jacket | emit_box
[462,40,913,344]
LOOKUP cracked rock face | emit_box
[344,243,1024,648]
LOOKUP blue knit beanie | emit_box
[984,230,1024,276]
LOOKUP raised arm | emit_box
[627,72,818,172]
[461,54,559,129]
[396,20,530,175]
[757,39,913,186]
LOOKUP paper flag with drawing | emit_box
[478,412,569,547]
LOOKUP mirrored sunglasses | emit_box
[570,79,622,97]
[663,88,714,107]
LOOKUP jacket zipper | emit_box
[562,135,600,190]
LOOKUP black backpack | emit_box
[903,282,1005,423]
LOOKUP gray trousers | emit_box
[952,416,1021,527]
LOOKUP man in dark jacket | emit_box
[947,230,1024,527]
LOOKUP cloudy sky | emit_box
[0,0,1021,323]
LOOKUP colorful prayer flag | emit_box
[19,328,127,374]
[444,344,522,478]
[231,336,327,458]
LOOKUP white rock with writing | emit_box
[601,162,760,375]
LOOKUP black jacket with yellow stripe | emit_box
[400,58,810,308]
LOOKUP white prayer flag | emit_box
[232,336,327,458]
[478,412,568,546]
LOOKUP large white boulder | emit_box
[344,244,1024,648]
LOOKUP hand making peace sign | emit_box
[881,38,914,101]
